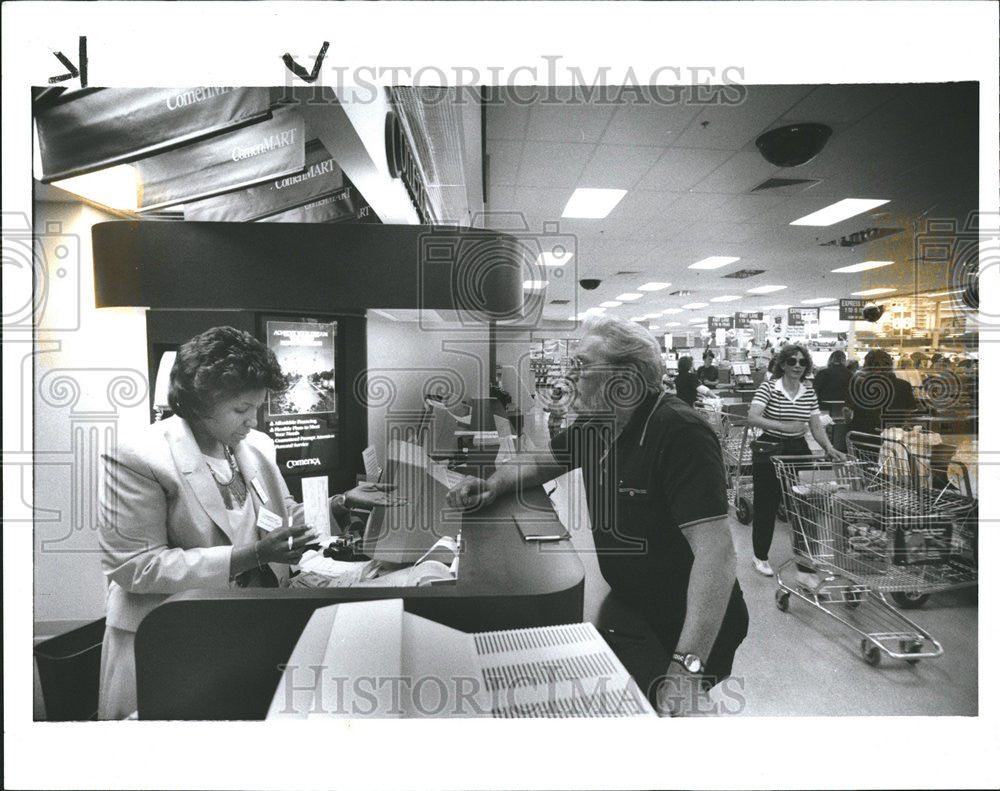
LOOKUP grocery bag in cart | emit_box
[830,490,889,575]
[785,477,841,566]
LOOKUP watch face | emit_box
[685,654,703,673]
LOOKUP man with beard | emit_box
[447,317,748,716]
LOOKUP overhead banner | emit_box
[734,311,763,328]
[839,298,867,321]
[257,177,377,224]
[183,140,343,222]
[35,87,271,182]
[708,316,734,331]
[136,106,305,210]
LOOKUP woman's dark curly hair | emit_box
[168,326,285,420]
[771,343,814,378]
[677,355,694,374]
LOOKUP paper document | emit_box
[301,476,332,536]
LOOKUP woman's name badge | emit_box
[250,477,269,504]
[256,508,283,532]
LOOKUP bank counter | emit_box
[133,486,584,720]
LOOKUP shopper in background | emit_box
[844,348,918,438]
[697,349,720,389]
[96,326,327,719]
[673,355,699,407]
[747,344,847,579]
[447,316,748,717]
[812,350,851,412]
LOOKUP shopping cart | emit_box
[845,431,978,609]
[771,455,944,666]
[697,401,759,524]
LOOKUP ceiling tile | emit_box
[578,144,665,189]
[517,141,595,188]
[487,140,523,187]
[599,100,702,146]
[690,151,781,194]
[634,148,733,192]
[484,101,530,140]
[525,101,615,143]
[714,193,791,223]
[784,84,896,126]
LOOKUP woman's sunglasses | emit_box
[784,357,808,367]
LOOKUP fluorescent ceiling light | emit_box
[710,295,742,302]
[638,281,671,291]
[615,293,643,301]
[790,198,890,227]
[51,164,139,212]
[587,307,607,314]
[562,188,627,219]
[831,260,894,274]
[689,256,740,270]
[649,325,660,330]
[630,316,646,322]
[747,285,787,294]
[852,287,897,296]
[599,300,623,308]
[690,318,706,324]
[801,297,837,305]
[663,321,681,327]
[925,289,962,297]
[523,280,549,291]
[762,304,791,310]
[659,308,684,315]
[682,302,708,309]
[642,313,660,319]
[536,250,575,268]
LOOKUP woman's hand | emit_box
[826,448,848,462]
[446,476,496,510]
[256,523,319,565]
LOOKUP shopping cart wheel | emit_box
[775,589,790,612]
[735,497,753,525]
[900,639,923,665]
[890,590,930,609]
[861,638,881,666]
[845,587,863,609]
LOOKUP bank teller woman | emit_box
[97,326,321,719]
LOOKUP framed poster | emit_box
[261,317,339,481]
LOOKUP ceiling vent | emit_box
[820,227,904,247]
[750,177,821,194]
[723,268,766,279]
[615,270,641,276]
[548,299,570,305]
[669,289,693,296]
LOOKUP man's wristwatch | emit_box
[671,652,704,674]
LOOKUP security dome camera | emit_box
[579,278,602,290]
[862,303,886,323]
[755,123,833,167]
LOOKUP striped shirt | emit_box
[751,378,820,437]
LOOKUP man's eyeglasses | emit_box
[567,356,603,375]
[785,357,807,367]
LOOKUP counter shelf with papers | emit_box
[132,484,585,719]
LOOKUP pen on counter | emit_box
[524,534,567,542]
[599,627,645,642]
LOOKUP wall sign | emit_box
[734,311,763,328]
[708,315,734,331]
[384,110,434,224]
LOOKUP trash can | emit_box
[34,618,105,721]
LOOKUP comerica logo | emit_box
[286,458,321,469]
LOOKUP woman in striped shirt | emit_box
[747,344,847,578]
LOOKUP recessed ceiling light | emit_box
[710,295,742,302]
[790,198,890,227]
[831,260,894,274]
[682,302,708,309]
[523,280,549,291]
[689,256,741,270]
[638,281,671,291]
[747,285,787,294]
[852,287,897,296]
[51,164,140,212]
[659,308,684,315]
[801,297,837,304]
[599,300,623,308]
[616,293,643,301]
[562,188,627,219]
[536,250,575,268]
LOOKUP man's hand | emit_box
[655,665,711,717]
[446,476,497,509]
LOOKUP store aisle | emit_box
[558,476,978,717]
